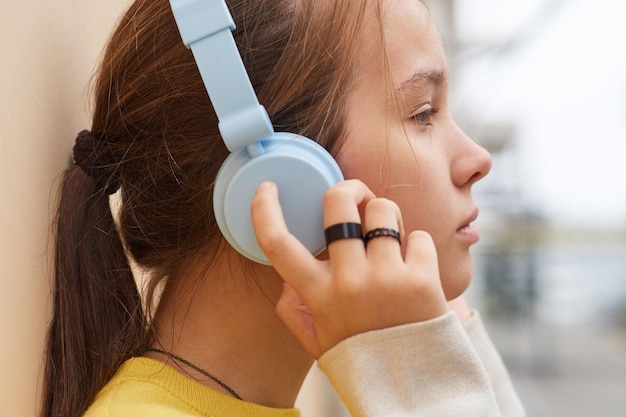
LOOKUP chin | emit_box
[439,257,473,300]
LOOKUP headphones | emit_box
[169,0,344,264]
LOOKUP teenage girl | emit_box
[42,0,526,416]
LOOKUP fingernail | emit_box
[257,181,274,191]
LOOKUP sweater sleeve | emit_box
[317,311,501,417]
[463,312,527,417]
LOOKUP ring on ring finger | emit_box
[364,227,401,247]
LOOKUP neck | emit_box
[150,245,313,408]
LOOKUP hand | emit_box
[251,180,448,359]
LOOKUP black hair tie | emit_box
[72,130,120,195]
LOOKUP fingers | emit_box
[362,198,404,263]
[322,180,375,264]
[403,230,448,319]
[254,178,448,357]
[403,230,438,272]
[251,181,323,298]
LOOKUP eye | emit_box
[410,105,438,126]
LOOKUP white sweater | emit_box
[318,311,526,417]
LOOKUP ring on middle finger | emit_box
[364,227,401,247]
[324,222,364,246]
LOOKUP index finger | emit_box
[251,181,325,297]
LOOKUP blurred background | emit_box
[300,1,626,416]
[2,0,624,416]
[442,0,626,415]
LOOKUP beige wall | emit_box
[0,1,130,415]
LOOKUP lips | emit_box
[457,208,479,232]
[456,208,480,242]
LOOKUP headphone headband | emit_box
[170,0,274,153]
[169,0,344,264]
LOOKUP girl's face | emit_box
[337,0,492,299]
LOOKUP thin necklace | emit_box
[146,347,243,401]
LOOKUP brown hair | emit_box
[41,0,370,416]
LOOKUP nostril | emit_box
[468,171,483,184]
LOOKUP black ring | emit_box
[364,227,401,246]
[324,222,363,246]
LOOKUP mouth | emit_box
[456,208,480,242]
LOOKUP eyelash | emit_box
[410,108,438,126]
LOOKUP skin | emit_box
[336,0,492,299]
[149,0,490,410]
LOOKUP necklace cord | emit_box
[146,348,243,401]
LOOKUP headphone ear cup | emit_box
[214,132,343,264]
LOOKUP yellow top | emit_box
[83,357,300,417]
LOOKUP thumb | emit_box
[276,283,322,359]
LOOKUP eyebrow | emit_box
[396,70,447,95]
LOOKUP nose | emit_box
[451,126,492,188]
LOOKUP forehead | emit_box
[356,0,446,87]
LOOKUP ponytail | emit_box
[41,166,148,417]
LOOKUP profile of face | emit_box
[336,0,492,299]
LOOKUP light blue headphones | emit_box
[169,0,344,264]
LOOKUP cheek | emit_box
[384,156,451,236]
[340,140,452,243]
[338,140,473,298]
[336,137,389,191]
